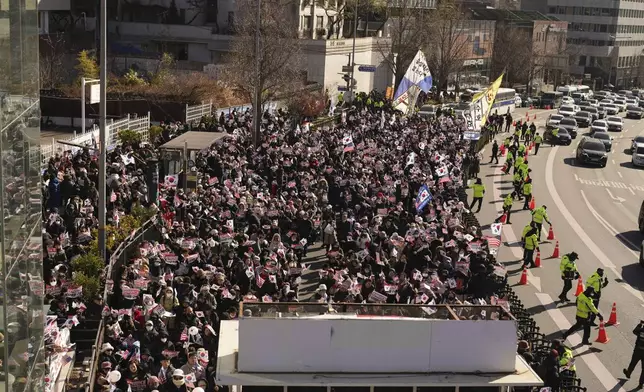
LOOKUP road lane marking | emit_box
[606,189,626,203]
[613,159,616,165]
[574,176,642,193]
[535,293,627,392]
[618,171,623,178]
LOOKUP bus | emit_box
[462,87,517,114]
[557,85,578,97]
[541,91,563,109]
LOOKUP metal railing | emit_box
[86,217,159,392]
[40,112,151,167]
[185,101,213,124]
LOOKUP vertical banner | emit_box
[393,51,433,113]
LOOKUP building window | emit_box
[302,15,312,30]
[316,15,323,28]
[579,55,586,66]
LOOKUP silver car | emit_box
[547,114,564,128]
[631,135,644,153]
[606,116,624,132]
[590,120,608,135]
[601,103,619,115]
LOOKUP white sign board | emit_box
[89,84,100,104]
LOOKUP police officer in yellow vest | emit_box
[586,268,609,326]
[521,221,537,243]
[514,154,524,175]
[523,227,539,268]
[558,252,579,302]
[531,205,551,241]
[534,132,543,155]
[562,286,604,345]
[512,172,523,199]
[522,178,533,210]
[468,178,485,213]
[552,340,576,375]
[495,192,516,224]
[550,127,559,146]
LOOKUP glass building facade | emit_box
[0,0,44,390]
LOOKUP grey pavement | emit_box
[470,106,642,392]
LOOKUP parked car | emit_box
[574,111,592,127]
[614,98,627,111]
[627,105,644,119]
[633,142,644,167]
[592,131,613,152]
[580,105,599,121]
[558,105,576,117]
[600,103,619,115]
[576,137,608,167]
[562,96,575,106]
[591,120,608,135]
[596,105,607,119]
[547,114,564,129]
[515,94,522,108]
[606,116,624,132]
[630,135,644,153]
[585,99,599,107]
[558,117,579,138]
[544,127,572,145]
[599,98,614,105]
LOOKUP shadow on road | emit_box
[623,148,632,155]
[620,161,637,169]
[616,230,642,251]
[620,263,644,293]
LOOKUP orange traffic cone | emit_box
[547,225,555,240]
[512,121,516,126]
[534,250,541,267]
[533,114,537,120]
[529,197,536,210]
[551,240,560,258]
[519,267,528,285]
[500,212,507,224]
[574,277,584,296]
[595,320,610,343]
[606,303,620,326]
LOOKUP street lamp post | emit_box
[98,0,107,262]
[252,0,262,147]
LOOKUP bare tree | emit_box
[223,0,304,108]
[185,0,218,28]
[39,34,67,90]
[424,0,469,91]
[490,25,533,86]
[374,0,430,87]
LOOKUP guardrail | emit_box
[184,101,282,125]
[39,112,151,168]
[86,217,159,392]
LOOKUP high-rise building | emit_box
[541,3,644,88]
[0,0,44,390]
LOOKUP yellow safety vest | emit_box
[471,184,485,198]
[576,292,599,319]
[503,195,513,209]
[559,347,576,372]
[586,272,603,294]
[532,207,548,224]
[523,182,532,195]
[534,135,543,144]
[559,256,578,278]
[524,233,538,250]
[522,224,532,240]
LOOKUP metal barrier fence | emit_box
[40,112,151,168]
[86,218,159,392]
[184,101,282,125]
[185,101,213,124]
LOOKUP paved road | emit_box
[472,106,644,392]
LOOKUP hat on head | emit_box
[101,343,114,352]
[172,369,184,377]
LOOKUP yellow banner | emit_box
[471,74,504,128]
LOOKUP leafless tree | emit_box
[39,34,67,90]
[374,0,430,87]
[490,25,533,87]
[223,0,304,108]
[185,0,218,28]
[424,0,470,91]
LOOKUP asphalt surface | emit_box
[471,106,644,392]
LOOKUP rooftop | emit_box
[469,8,560,22]
[158,131,229,151]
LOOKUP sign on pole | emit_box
[358,65,377,72]
[89,84,101,104]
[338,86,348,92]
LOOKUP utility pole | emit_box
[347,0,358,100]
[98,0,107,262]
[252,0,262,147]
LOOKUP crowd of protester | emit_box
[89,92,521,392]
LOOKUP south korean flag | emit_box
[415,185,432,213]
[435,165,449,177]
[406,152,416,167]
[490,222,503,236]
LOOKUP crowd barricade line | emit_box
[86,218,157,392]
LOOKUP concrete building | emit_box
[216,303,543,392]
[539,2,644,88]
[470,9,567,90]
[0,1,44,392]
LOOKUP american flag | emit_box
[180,327,189,341]
[485,236,502,248]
